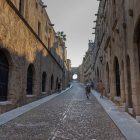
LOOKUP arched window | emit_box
[0,51,9,101]
[114,57,121,97]
[27,64,34,95]
[42,72,47,92]
[51,74,54,90]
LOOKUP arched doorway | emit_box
[106,63,110,93]
[126,55,133,108]
[42,72,47,92]
[121,61,126,103]
[114,57,121,97]
[56,77,58,90]
[72,74,78,80]
[27,64,34,95]
[0,51,9,101]
[48,36,51,48]
[51,74,54,90]
[97,67,99,82]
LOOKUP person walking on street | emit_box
[98,80,105,98]
[85,83,91,99]
[90,81,94,90]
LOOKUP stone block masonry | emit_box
[0,0,71,114]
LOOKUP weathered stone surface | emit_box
[80,0,140,117]
[0,0,71,114]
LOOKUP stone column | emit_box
[120,62,126,104]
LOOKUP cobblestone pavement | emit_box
[0,82,125,140]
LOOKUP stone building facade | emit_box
[79,40,95,84]
[0,0,70,113]
[66,59,72,84]
[92,0,140,120]
[78,64,84,83]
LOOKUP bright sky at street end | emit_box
[43,0,99,67]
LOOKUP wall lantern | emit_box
[116,28,119,34]
[99,56,103,63]
[49,23,54,26]
[43,5,47,8]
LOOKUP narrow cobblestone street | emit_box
[0,82,125,140]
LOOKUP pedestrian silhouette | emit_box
[85,84,91,99]
[97,80,105,98]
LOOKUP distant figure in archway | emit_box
[85,83,91,99]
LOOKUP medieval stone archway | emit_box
[97,67,99,82]
[27,64,35,95]
[71,67,79,80]
[50,74,54,90]
[113,57,121,97]
[42,72,47,92]
[72,74,78,80]
[106,63,110,94]
[121,60,126,103]
[0,50,9,101]
[55,77,59,90]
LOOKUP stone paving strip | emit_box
[0,86,72,126]
[92,90,140,140]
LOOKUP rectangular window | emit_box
[19,0,25,16]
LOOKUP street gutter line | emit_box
[0,85,73,126]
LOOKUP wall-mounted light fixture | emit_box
[43,5,47,8]
[99,56,103,64]
[116,28,119,34]
[49,23,54,26]
[95,13,99,16]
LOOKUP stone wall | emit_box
[0,0,69,114]
[90,0,140,119]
